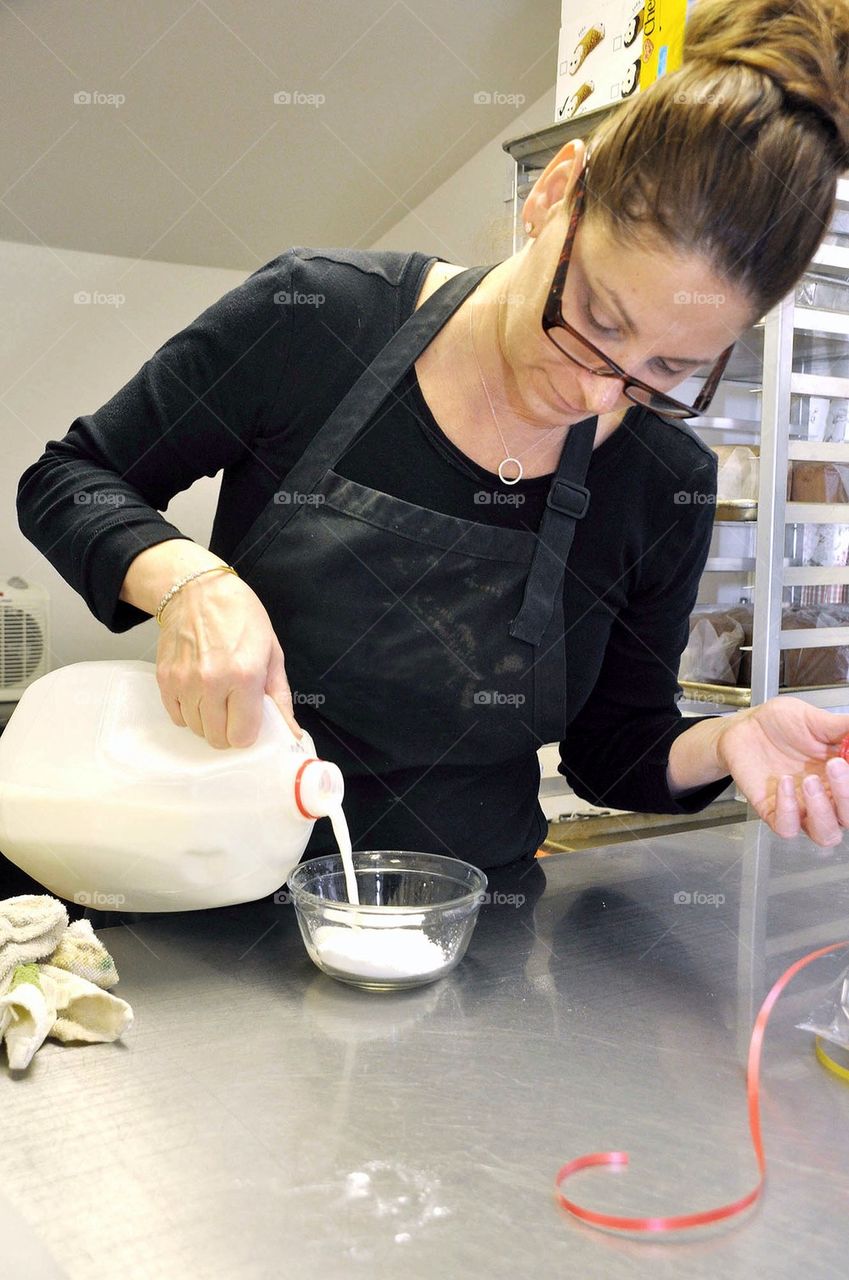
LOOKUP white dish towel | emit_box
[0,897,133,1071]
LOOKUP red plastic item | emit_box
[840,733,849,764]
[555,940,849,1235]
[293,757,322,819]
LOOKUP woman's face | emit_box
[499,202,756,428]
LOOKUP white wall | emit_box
[369,89,551,265]
[1,241,246,670]
[1,88,554,673]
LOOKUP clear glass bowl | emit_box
[286,850,488,991]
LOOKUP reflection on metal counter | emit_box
[0,821,847,1276]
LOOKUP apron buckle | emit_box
[546,478,591,520]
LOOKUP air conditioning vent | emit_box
[0,579,50,702]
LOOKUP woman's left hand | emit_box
[716,697,849,848]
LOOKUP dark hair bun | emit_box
[684,0,849,164]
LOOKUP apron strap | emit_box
[232,251,599,659]
[269,262,495,514]
[508,414,596,647]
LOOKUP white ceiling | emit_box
[0,0,560,270]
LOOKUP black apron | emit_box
[229,265,598,868]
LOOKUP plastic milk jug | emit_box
[0,661,344,912]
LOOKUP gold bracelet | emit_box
[155,564,238,626]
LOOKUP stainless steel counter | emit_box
[2,818,848,1279]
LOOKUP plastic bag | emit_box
[713,445,759,501]
[679,609,745,685]
[796,967,849,1050]
[791,393,849,443]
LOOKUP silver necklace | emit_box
[468,300,567,485]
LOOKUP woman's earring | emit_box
[523,221,535,236]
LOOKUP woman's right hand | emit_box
[155,568,303,749]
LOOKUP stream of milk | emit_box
[330,807,359,905]
[322,805,448,982]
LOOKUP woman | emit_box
[17,0,849,864]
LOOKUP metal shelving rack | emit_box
[503,110,619,256]
[504,116,849,820]
[752,180,849,711]
[504,82,849,1047]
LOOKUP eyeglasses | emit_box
[541,164,736,421]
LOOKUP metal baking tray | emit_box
[796,272,849,313]
[715,500,758,522]
[679,679,849,707]
[678,681,753,707]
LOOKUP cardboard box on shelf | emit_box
[555,0,689,125]
[789,462,849,503]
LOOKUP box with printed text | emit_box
[555,0,689,125]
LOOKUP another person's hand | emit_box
[716,697,849,848]
[155,569,303,749]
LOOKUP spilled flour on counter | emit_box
[312,925,448,981]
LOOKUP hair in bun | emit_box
[685,0,849,165]
[581,0,849,319]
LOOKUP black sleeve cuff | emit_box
[559,713,734,815]
[622,713,734,814]
[87,521,194,632]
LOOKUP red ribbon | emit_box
[555,939,849,1234]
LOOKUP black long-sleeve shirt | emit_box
[17,245,731,843]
